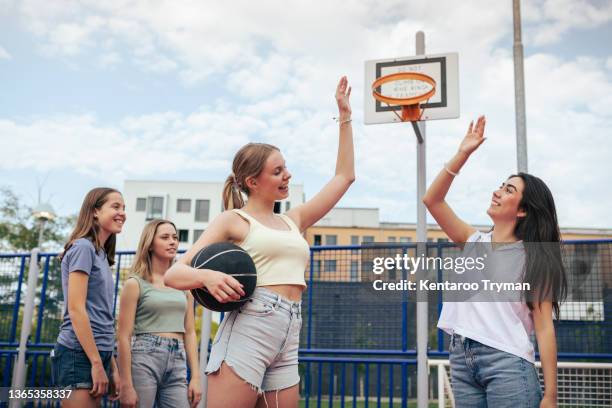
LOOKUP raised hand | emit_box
[458,115,486,156]
[335,76,352,118]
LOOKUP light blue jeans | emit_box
[449,334,542,407]
[131,333,189,408]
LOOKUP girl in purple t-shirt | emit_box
[52,187,126,407]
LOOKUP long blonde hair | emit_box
[222,143,280,210]
[131,219,177,283]
[61,187,120,266]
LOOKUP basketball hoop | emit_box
[372,72,437,122]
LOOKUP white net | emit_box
[430,360,612,407]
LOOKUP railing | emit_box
[0,240,611,406]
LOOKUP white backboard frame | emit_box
[364,52,459,125]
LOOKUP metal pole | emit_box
[10,248,40,408]
[198,308,212,408]
[415,30,429,408]
[37,220,45,249]
[513,0,528,172]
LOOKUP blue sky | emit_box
[1,0,611,229]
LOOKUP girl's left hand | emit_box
[540,395,557,408]
[188,378,202,408]
[335,76,352,118]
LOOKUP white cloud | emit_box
[99,51,121,68]
[0,46,10,59]
[527,0,612,46]
[2,0,611,229]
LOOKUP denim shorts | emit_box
[205,287,302,393]
[130,333,189,407]
[449,334,542,407]
[51,342,113,390]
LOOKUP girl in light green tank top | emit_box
[117,220,202,408]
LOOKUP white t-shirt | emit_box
[437,230,536,362]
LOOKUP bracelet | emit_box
[334,117,352,125]
[444,162,459,177]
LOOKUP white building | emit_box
[120,180,305,250]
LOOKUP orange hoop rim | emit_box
[371,72,436,106]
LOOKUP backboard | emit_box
[364,52,459,125]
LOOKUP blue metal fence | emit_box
[1,240,611,406]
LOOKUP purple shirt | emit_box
[57,238,115,351]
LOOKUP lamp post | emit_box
[32,202,56,249]
[9,203,57,406]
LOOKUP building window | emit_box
[324,260,337,272]
[399,237,412,243]
[363,236,375,243]
[146,196,164,220]
[314,235,322,246]
[193,229,204,243]
[438,238,449,243]
[350,261,359,281]
[351,235,359,245]
[177,199,191,213]
[312,260,321,276]
[136,198,146,212]
[285,201,291,211]
[178,229,189,243]
[325,235,337,246]
[195,200,210,222]
[388,236,397,242]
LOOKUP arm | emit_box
[287,76,355,231]
[117,278,139,407]
[422,116,486,243]
[164,211,245,302]
[533,301,558,407]
[184,293,202,407]
[67,271,109,398]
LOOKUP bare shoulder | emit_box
[284,208,302,232]
[121,277,140,299]
[220,210,250,242]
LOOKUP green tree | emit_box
[0,186,76,342]
[0,186,75,252]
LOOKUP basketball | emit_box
[190,242,257,312]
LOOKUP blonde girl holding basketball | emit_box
[164,76,354,408]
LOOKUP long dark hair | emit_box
[512,172,567,318]
[61,187,120,266]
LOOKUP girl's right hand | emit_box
[202,270,245,303]
[458,115,486,156]
[120,385,138,408]
[89,361,109,398]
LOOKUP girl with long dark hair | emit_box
[52,187,125,407]
[423,117,567,408]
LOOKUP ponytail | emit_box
[223,143,280,211]
[223,174,245,210]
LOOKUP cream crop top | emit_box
[233,209,310,287]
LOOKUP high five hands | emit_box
[335,76,352,119]
[458,115,486,156]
